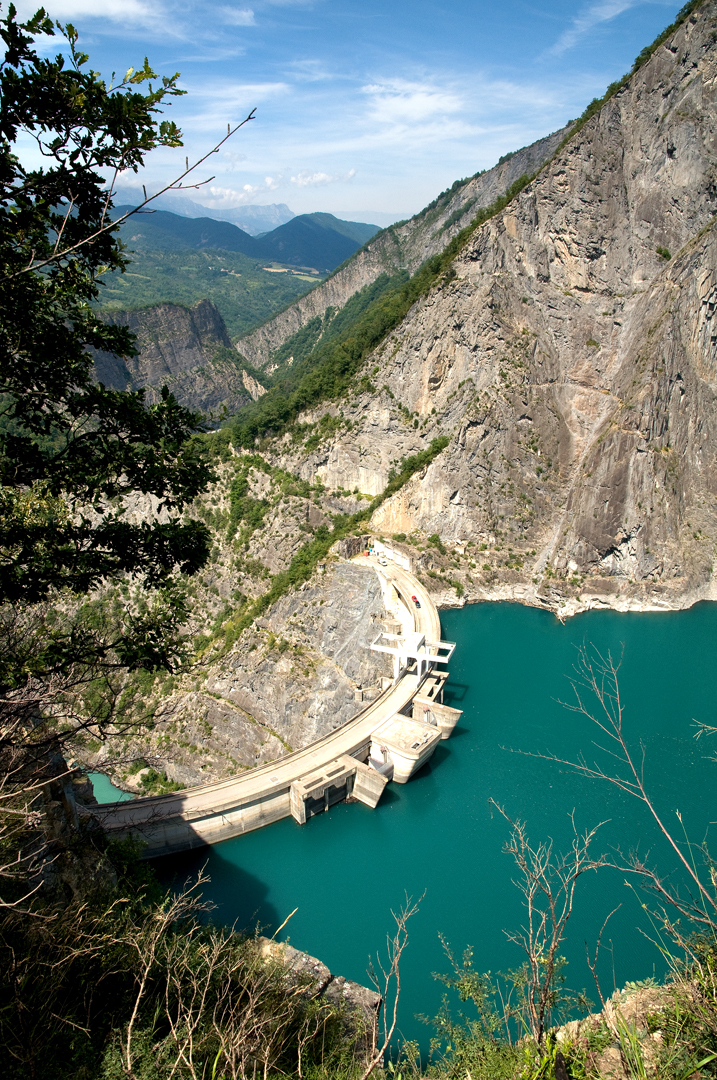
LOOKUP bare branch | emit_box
[360,892,423,1080]
[585,904,622,1029]
[2,109,256,281]
[490,799,606,1048]
[515,643,717,922]
[52,194,75,255]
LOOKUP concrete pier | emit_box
[93,557,461,857]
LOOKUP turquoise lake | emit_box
[89,771,132,803]
[146,601,716,1051]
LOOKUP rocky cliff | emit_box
[263,0,717,619]
[95,299,263,416]
[235,125,573,370]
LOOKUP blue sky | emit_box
[15,0,686,223]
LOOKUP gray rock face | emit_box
[94,299,258,414]
[104,562,393,788]
[203,563,392,755]
[236,125,573,369]
[264,562,393,689]
[270,4,717,614]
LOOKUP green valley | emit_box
[98,247,323,339]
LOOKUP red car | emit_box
[411,595,421,608]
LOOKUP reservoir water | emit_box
[89,771,132,803]
[152,601,716,1051]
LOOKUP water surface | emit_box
[89,771,132,803]
[157,601,717,1049]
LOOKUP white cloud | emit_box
[287,59,333,82]
[176,80,289,132]
[14,0,162,28]
[187,80,289,107]
[219,6,256,26]
[290,168,356,187]
[547,0,641,56]
[206,176,281,204]
[362,79,463,125]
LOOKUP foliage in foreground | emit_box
[5,827,717,1080]
[0,841,368,1080]
[0,8,212,683]
[0,5,220,914]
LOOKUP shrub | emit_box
[427,533,447,556]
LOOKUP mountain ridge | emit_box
[234,122,574,369]
[110,189,295,234]
[114,207,380,273]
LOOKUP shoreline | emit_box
[429,575,717,621]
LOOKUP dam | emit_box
[94,555,461,857]
[170,599,717,1053]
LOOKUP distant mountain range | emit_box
[110,190,410,235]
[114,206,381,274]
[111,189,295,236]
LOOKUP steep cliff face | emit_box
[270,3,717,615]
[95,300,261,415]
[236,125,573,370]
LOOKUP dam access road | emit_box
[93,556,461,857]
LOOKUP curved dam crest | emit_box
[94,557,460,856]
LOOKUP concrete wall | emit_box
[94,560,443,858]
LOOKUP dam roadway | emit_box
[94,557,460,857]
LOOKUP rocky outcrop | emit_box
[236,124,573,369]
[555,979,687,1079]
[92,561,393,788]
[95,299,263,415]
[269,2,717,617]
[256,936,380,1060]
[242,369,267,400]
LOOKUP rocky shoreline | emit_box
[431,573,717,620]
